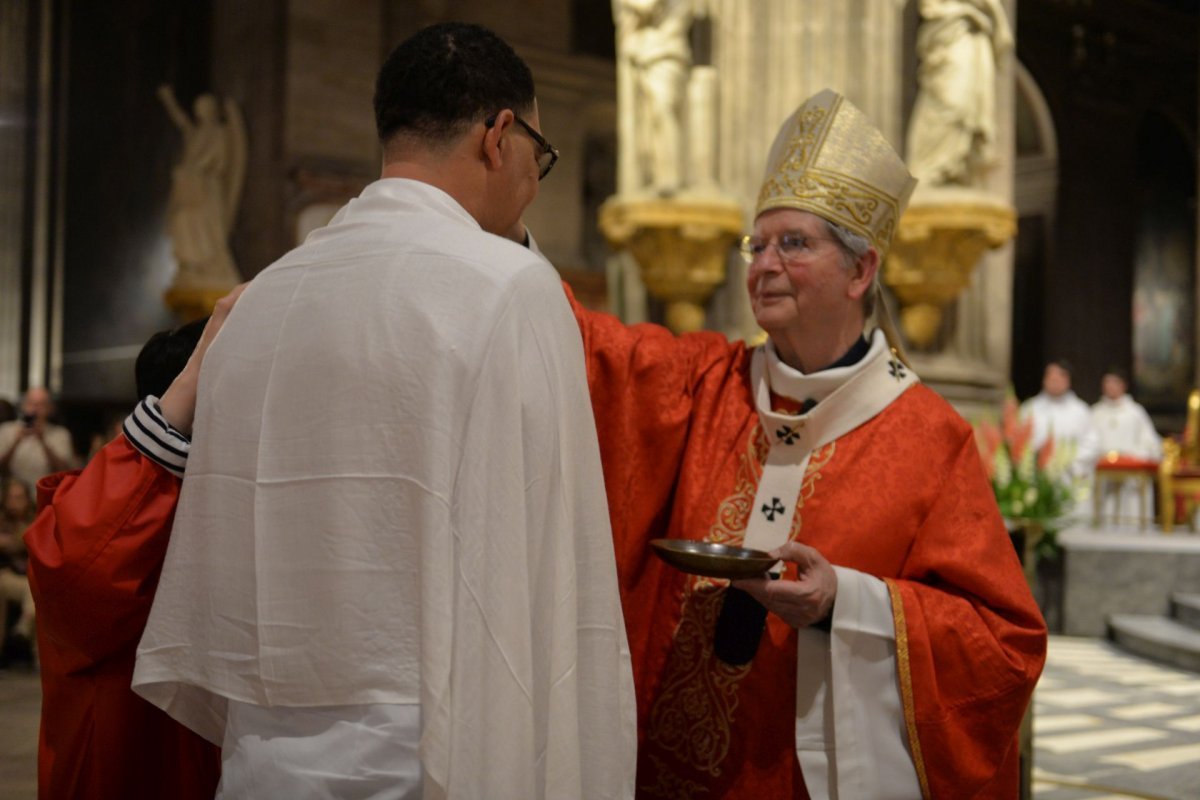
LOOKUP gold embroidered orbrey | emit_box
[642,424,836,792]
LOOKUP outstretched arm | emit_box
[24,284,247,670]
[158,283,246,436]
[157,84,190,132]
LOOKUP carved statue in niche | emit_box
[614,0,692,196]
[157,84,247,289]
[905,0,1013,188]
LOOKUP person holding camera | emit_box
[0,387,78,488]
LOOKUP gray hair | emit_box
[823,219,876,317]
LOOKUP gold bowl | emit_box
[649,539,775,580]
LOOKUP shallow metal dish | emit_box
[649,538,775,580]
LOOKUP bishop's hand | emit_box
[731,541,837,630]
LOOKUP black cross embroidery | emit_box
[888,359,907,381]
[762,497,786,522]
[775,425,800,445]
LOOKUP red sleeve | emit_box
[24,435,182,672]
[563,283,745,559]
[888,426,1047,799]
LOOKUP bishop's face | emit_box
[745,209,863,337]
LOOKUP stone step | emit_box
[1172,593,1200,630]
[1108,614,1200,673]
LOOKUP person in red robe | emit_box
[24,286,243,800]
[568,89,1046,798]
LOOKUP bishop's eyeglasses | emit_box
[738,232,840,266]
[486,113,559,180]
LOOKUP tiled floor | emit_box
[1034,636,1200,799]
[0,667,39,800]
[1,635,1198,799]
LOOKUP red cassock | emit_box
[570,291,1047,799]
[24,436,219,800]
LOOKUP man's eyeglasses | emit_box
[486,113,559,180]
[738,232,839,265]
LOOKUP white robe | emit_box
[1092,395,1162,460]
[133,178,636,799]
[1092,394,1163,524]
[1020,390,1099,480]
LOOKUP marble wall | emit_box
[1060,528,1200,637]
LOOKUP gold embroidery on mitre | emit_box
[755,89,917,258]
[642,424,838,788]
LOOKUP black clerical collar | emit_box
[816,335,870,372]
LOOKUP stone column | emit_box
[915,0,1018,416]
[706,0,909,341]
[0,0,33,399]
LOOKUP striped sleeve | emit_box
[122,396,191,478]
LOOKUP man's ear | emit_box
[481,109,515,172]
[847,247,880,302]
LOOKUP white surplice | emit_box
[1020,390,1100,479]
[1092,394,1162,460]
[1092,394,1163,523]
[132,178,636,799]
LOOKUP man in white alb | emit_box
[1021,359,1100,483]
[133,22,635,800]
[1092,368,1162,523]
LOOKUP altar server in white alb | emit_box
[133,22,635,800]
[1020,359,1100,481]
[1092,368,1163,519]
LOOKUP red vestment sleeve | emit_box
[564,284,744,552]
[25,434,183,672]
[887,426,1047,799]
[564,285,751,692]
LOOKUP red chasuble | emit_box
[569,290,1046,799]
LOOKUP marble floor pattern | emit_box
[1034,636,1200,799]
[1,635,1199,799]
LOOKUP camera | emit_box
[20,412,36,428]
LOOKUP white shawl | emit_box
[133,179,636,799]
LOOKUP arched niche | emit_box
[1131,111,1197,412]
[1010,61,1060,400]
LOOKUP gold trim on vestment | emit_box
[642,423,836,792]
[641,754,710,799]
[887,579,932,800]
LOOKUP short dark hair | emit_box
[374,22,535,146]
[1047,358,1073,377]
[135,317,207,399]
[1103,366,1128,384]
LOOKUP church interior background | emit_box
[1,0,1196,433]
[1,1,1200,796]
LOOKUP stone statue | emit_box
[614,0,692,196]
[157,84,247,289]
[905,0,1013,188]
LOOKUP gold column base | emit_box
[884,193,1016,349]
[164,284,237,322]
[598,195,744,333]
